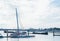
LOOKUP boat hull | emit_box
[10,35,35,38]
[0,36,3,38]
[33,32,48,35]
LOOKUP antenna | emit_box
[15,8,19,33]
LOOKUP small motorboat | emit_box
[0,34,3,38]
[33,32,48,35]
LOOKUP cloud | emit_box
[45,0,60,23]
[38,0,60,28]
[0,0,17,29]
[0,0,60,29]
[50,0,60,7]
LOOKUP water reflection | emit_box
[0,38,20,41]
[10,38,19,41]
[7,38,8,41]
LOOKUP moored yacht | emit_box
[10,8,35,38]
[10,31,35,38]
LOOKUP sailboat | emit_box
[10,8,35,38]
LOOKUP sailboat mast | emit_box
[15,8,19,33]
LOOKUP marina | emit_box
[0,28,60,38]
[0,8,59,39]
[0,0,60,41]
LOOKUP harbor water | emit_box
[0,32,60,41]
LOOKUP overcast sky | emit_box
[0,0,60,29]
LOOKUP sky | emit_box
[0,0,60,29]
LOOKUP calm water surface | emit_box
[0,33,60,41]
